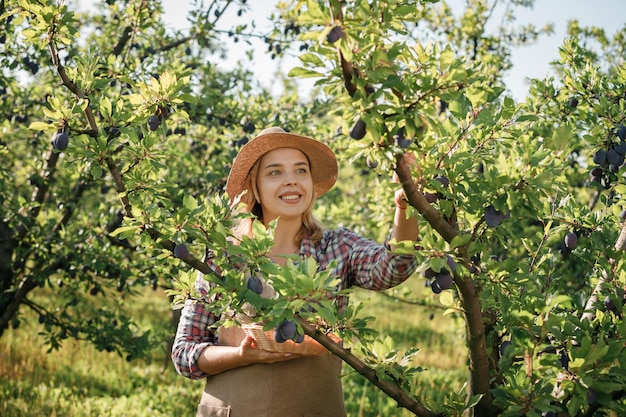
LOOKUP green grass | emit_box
[1,279,468,417]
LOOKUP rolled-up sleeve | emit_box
[171,272,218,380]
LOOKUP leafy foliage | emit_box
[2,0,626,416]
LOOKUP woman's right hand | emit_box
[238,335,303,364]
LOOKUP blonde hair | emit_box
[232,158,325,245]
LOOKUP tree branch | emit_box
[297,318,442,417]
[395,153,457,243]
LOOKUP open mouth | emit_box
[280,193,302,201]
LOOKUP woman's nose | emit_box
[284,172,297,185]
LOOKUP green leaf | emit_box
[110,226,139,239]
[450,234,471,249]
[465,86,489,108]
[439,292,454,307]
[516,114,539,122]
[297,52,326,67]
[183,194,198,210]
[582,339,609,367]
[29,121,53,132]
[288,67,323,79]
[90,165,102,180]
[501,97,516,120]
[99,97,113,120]
[549,124,573,152]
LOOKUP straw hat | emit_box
[225,127,338,201]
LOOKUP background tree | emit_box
[1,0,625,416]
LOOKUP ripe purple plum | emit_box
[274,319,297,343]
[394,127,412,149]
[485,205,509,228]
[326,25,343,43]
[435,175,450,188]
[434,272,453,291]
[424,192,438,203]
[53,131,69,150]
[421,267,436,279]
[148,115,161,131]
[349,119,366,140]
[604,295,618,313]
[173,243,189,259]
[246,275,263,295]
[564,232,577,249]
[445,254,456,273]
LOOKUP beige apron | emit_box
[197,325,347,417]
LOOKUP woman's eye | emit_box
[269,170,281,176]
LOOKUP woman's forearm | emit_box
[198,335,300,376]
[390,204,419,245]
[198,344,250,376]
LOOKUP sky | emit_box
[84,0,626,102]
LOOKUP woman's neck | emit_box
[266,217,302,263]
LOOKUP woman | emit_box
[172,127,419,417]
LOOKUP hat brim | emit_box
[226,130,338,201]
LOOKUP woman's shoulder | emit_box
[321,226,353,239]
[319,226,365,245]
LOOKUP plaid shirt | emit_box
[171,227,418,379]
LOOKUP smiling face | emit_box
[255,148,314,224]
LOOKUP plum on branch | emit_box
[52,131,69,150]
[326,25,343,44]
[173,243,189,259]
[564,232,577,249]
[246,275,263,295]
[349,119,366,140]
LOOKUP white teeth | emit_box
[281,195,300,200]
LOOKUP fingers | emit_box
[239,335,302,363]
[394,189,408,208]
[403,152,417,166]
[240,334,256,348]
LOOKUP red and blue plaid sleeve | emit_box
[339,228,418,290]
[171,271,219,380]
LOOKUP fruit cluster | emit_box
[245,276,305,344]
[590,124,626,188]
[422,255,456,294]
